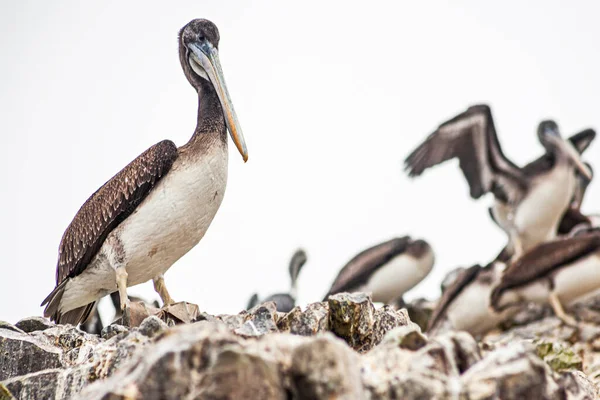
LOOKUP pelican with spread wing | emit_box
[405,104,595,259]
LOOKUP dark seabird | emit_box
[247,249,307,313]
[42,19,248,326]
[491,232,600,326]
[405,105,594,260]
[323,237,434,304]
[427,261,518,336]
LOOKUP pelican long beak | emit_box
[189,42,248,162]
[549,135,593,180]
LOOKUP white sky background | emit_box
[1,1,600,324]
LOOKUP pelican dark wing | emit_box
[42,140,178,321]
[324,237,411,300]
[490,233,600,309]
[558,208,590,236]
[427,264,481,332]
[405,104,527,202]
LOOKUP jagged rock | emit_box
[217,313,245,331]
[3,294,600,399]
[557,370,599,400]
[379,324,427,351]
[2,369,62,400]
[14,317,54,333]
[460,342,564,399]
[79,322,285,400]
[290,334,363,399]
[101,324,128,340]
[277,302,329,336]
[362,333,452,399]
[0,321,24,334]
[157,301,199,324]
[536,341,583,372]
[234,302,279,337]
[372,306,410,347]
[138,316,168,338]
[119,301,157,328]
[428,331,481,374]
[404,297,435,332]
[0,328,63,380]
[328,292,376,352]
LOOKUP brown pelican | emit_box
[427,262,517,336]
[491,162,595,262]
[323,237,434,304]
[491,232,600,326]
[405,105,594,260]
[41,19,248,326]
[246,249,307,313]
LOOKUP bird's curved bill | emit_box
[549,136,592,180]
[189,42,248,162]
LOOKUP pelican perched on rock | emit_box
[42,19,248,326]
[405,105,594,260]
[323,237,434,304]
[427,262,517,336]
[491,232,600,327]
[247,249,307,313]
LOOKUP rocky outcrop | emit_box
[2,292,600,399]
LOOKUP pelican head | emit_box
[178,19,248,162]
[538,120,591,180]
[407,239,432,258]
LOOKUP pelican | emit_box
[492,162,595,262]
[246,249,307,313]
[405,104,594,260]
[427,261,518,336]
[42,19,248,325]
[323,237,434,304]
[491,232,600,327]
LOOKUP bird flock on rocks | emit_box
[39,19,599,338]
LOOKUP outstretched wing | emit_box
[404,104,527,202]
[51,140,178,288]
[491,232,600,303]
[324,237,411,299]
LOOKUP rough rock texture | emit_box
[2,292,600,399]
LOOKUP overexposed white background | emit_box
[1,1,599,323]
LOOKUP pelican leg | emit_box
[548,292,578,327]
[153,275,175,306]
[115,267,130,311]
[510,234,523,260]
